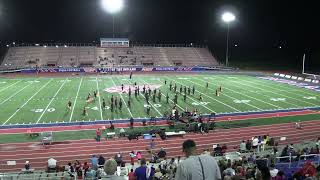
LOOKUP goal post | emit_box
[302,53,319,79]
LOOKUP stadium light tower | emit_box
[101,0,124,38]
[222,12,235,67]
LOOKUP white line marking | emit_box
[36,79,68,123]
[0,80,21,93]
[221,77,300,108]
[244,78,319,106]
[2,79,53,125]
[0,83,31,106]
[187,78,263,111]
[96,77,103,120]
[110,77,134,117]
[69,77,83,122]
[170,77,240,112]
[195,77,283,109]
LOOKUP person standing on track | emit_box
[166,93,169,104]
[192,85,195,95]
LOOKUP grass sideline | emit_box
[0,113,319,144]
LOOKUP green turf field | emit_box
[0,74,319,125]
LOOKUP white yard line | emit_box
[253,77,320,98]
[69,77,83,122]
[0,83,32,106]
[2,79,53,125]
[195,77,283,109]
[169,77,240,112]
[0,80,21,94]
[167,78,217,113]
[95,77,104,120]
[243,78,319,106]
[186,78,263,111]
[36,79,68,123]
[110,77,134,117]
[215,77,300,108]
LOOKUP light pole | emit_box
[222,12,235,67]
[101,0,124,38]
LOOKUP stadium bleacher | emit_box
[1,46,219,68]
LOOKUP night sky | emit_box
[0,0,319,71]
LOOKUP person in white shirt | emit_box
[47,157,57,172]
[175,139,221,180]
[252,137,259,153]
[269,164,279,178]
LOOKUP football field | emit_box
[0,74,319,125]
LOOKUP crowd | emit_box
[20,136,320,180]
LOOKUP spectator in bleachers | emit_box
[175,139,221,180]
[129,151,136,165]
[158,147,167,159]
[98,155,106,168]
[47,157,57,172]
[74,160,82,177]
[223,162,235,178]
[91,155,98,170]
[154,167,163,180]
[240,140,247,153]
[275,171,285,180]
[102,159,125,180]
[299,161,317,178]
[114,152,123,166]
[24,161,30,171]
[246,139,252,152]
[214,144,223,156]
[252,136,259,153]
[83,162,90,177]
[128,169,135,180]
[269,164,279,178]
[134,158,155,180]
[65,162,75,177]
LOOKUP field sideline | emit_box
[0,74,319,126]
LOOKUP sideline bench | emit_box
[106,132,116,139]
[165,131,186,138]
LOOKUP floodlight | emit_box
[222,12,235,23]
[6,44,9,47]
[44,45,47,48]
[101,0,124,14]
[55,45,59,48]
[12,42,15,45]
[64,45,67,48]
[35,44,39,46]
